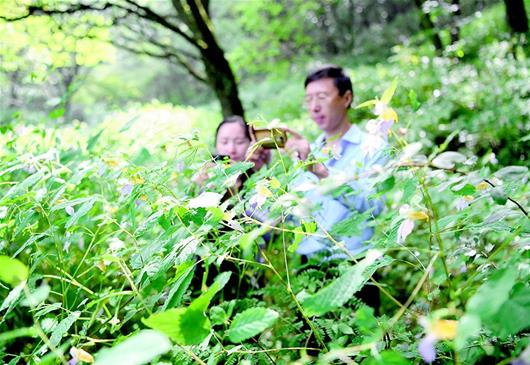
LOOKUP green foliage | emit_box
[302,253,391,316]
[0,256,28,286]
[1,2,530,364]
[143,272,230,345]
[227,307,279,343]
[94,330,171,365]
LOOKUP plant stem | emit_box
[421,181,454,294]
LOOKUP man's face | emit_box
[304,78,352,134]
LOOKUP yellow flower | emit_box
[70,347,94,363]
[476,181,489,191]
[381,107,399,122]
[132,175,144,184]
[407,211,429,221]
[463,195,474,202]
[256,182,273,198]
[270,177,281,189]
[430,319,457,340]
[103,158,120,167]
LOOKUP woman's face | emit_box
[215,122,250,162]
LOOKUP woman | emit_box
[195,115,270,189]
[192,116,270,299]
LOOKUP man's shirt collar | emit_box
[316,124,363,147]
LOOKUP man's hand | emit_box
[284,129,311,161]
[307,162,329,179]
[284,128,329,179]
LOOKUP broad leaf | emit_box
[143,272,230,345]
[0,256,29,286]
[431,152,466,169]
[302,251,390,316]
[466,268,517,320]
[65,197,96,229]
[227,308,279,343]
[49,311,80,348]
[94,330,171,365]
[381,78,398,104]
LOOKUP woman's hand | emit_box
[192,161,215,186]
[246,145,271,171]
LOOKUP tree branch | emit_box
[114,36,207,83]
[123,0,201,48]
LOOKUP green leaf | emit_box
[302,251,390,316]
[453,183,476,196]
[365,350,411,365]
[49,311,80,348]
[48,107,65,119]
[143,272,230,345]
[408,89,421,111]
[381,78,398,104]
[490,283,530,339]
[227,308,279,343]
[0,256,29,286]
[401,178,417,202]
[162,260,195,310]
[490,187,507,205]
[466,268,517,320]
[21,285,50,307]
[354,99,377,109]
[376,176,395,193]
[0,281,25,314]
[94,330,171,365]
[0,327,38,344]
[142,307,203,345]
[87,128,104,151]
[288,231,303,253]
[354,306,381,342]
[431,151,466,169]
[494,165,528,181]
[455,314,481,350]
[329,212,365,237]
[65,197,96,229]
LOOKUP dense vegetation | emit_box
[1,1,529,364]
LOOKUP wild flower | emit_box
[68,347,94,364]
[397,205,429,243]
[418,318,457,363]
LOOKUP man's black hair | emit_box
[304,66,353,99]
[214,115,251,142]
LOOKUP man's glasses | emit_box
[303,92,336,107]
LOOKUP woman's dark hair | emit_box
[304,65,353,101]
[214,115,251,142]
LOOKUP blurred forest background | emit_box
[1,0,529,166]
[1,2,529,364]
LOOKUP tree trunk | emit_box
[200,47,244,118]
[173,0,244,118]
[414,0,444,53]
[450,0,461,45]
[504,0,529,33]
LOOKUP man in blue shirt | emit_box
[286,66,387,259]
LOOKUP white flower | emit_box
[397,219,414,243]
[455,198,469,211]
[109,237,125,252]
[65,206,75,216]
[249,193,267,209]
[35,188,47,201]
[374,101,387,116]
[188,192,223,209]
[361,134,385,158]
